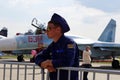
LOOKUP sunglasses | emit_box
[46,26,57,31]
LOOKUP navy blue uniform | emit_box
[35,35,79,80]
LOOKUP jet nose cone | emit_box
[0,38,17,51]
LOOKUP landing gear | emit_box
[17,54,24,62]
[111,52,119,69]
[30,56,35,62]
[112,60,119,69]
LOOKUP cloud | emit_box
[8,0,43,8]
[49,3,107,28]
[76,0,120,12]
[0,0,120,42]
[47,2,120,42]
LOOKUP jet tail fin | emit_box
[0,27,8,37]
[98,19,116,42]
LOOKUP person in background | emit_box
[30,50,37,62]
[82,46,92,80]
[30,47,44,62]
[35,13,79,80]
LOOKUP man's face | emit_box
[46,23,58,38]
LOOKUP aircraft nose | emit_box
[0,38,17,51]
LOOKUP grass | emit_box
[1,54,32,59]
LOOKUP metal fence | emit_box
[0,61,45,80]
[0,61,120,80]
[57,67,120,80]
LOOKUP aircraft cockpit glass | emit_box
[31,18,46,34]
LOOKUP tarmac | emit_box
[0,58,120,80]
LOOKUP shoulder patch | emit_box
[67,44,74,48]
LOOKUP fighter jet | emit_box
[67,19,120,68]
[0,18,120,68]
[0,18,52,62]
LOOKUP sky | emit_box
[0,0,120,42]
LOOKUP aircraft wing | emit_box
[0,35,6,39]
[93,42,120,51]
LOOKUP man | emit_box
[35,13,79,80]
[81,46,92,80]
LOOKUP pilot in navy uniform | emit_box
[35,13,79,80]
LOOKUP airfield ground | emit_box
[0,56,120,80]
